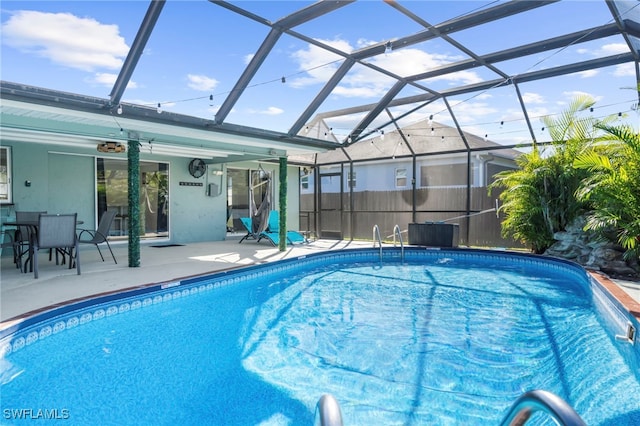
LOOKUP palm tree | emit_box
[489,95,602,253]
[574,122,640,261]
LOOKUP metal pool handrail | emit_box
[315,394,343,426]
[372,224,382,261]
[392,224,404,262]
[499,390,586,426]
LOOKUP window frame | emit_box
[0,146,12,204]
[395,167,407,188]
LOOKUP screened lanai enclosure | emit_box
[293,120,525,247]
[1,0,639,249]
[215,0,638,247]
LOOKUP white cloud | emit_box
[247,106,284,115]
[289,38,481,99]
[447,100,499,122]
[187,74,219,91]
[243,53,254,64]
[262,106,283,115]
[289,38,347,88]
[599,43,629,55]
[577,70,599,78]
[577,43,628,57]
[87,72,138,89]
[522,92,545,104]
[562,90,602,102]
[613,63,635,77]
[1,10,129,72]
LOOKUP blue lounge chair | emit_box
[238,217,257,243]
[259,210,307,246]
[238,211,307,246]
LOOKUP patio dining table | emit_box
[2,217,84,273]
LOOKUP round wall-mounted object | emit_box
[188,158,206,178]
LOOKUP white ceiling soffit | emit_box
[0,98,334,158]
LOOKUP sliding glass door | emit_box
[96,158,169,240]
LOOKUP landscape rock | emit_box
[544,216,639,279]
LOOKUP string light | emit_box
[281,76,286,83]
[385,41,393,55]
[157,103,162,114]
[117,104,123,115]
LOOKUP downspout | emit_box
[279,156,287,252]
[127,133,140,267]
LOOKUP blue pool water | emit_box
[1,249,639,425]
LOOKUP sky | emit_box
[1,0,639,147]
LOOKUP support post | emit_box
[127,135,140,267]
[279,157,287,252]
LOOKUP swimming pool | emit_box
[1,248,639,425]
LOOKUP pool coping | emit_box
[1,247,638,339]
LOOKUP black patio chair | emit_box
[14,210,46,272]
[77,210,117,264]
[33,213,80,279]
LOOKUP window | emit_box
[395,168,407,187]
[420,163,472,187]
[0,147,12,204]
[96,158,169,239]
[347,171,356,188]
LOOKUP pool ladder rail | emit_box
[315,394,343,426]
[372,224,405,262]
[314,389,585,426]
[499,389,586,426]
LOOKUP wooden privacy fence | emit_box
[300,187,523,249]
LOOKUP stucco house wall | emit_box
[1,140,300,245]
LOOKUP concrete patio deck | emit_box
[0,236,383,323]
[2,236,639,326]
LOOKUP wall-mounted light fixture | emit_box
[207,166,224,197]
[97,142,126,153]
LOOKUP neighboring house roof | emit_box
[290,118,523,166]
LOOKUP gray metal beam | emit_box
[109,0,166,108]
[276,0,355,28]
[408,23,622,83]
[213,1,355,125]
[289,58,356,136]
[348,0,558,60]
[328,52,635,122]
[607,1,640,61]
[214,28,282,125]
[385,0,509,79]
[349,80,407,142]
